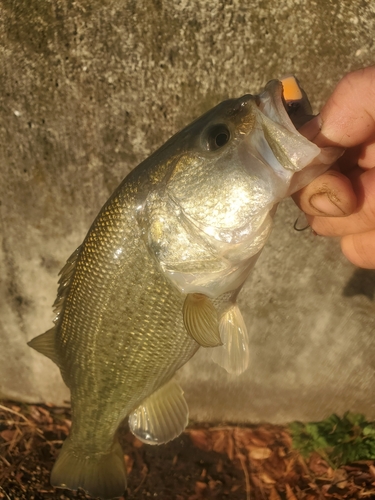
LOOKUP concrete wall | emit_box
[1,0,375,423]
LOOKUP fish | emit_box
[28,76,342,499]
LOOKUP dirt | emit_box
[1,401,375,500]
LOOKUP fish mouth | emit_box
[257,77,314,132]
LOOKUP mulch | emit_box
[1,401,375,500]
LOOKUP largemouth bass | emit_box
[29,77,341,499]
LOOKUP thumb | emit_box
[341,229,375,269]
[314,67,375,152]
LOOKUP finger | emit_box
[299,118,366,173]
[315,67,375,150]
[298,116,321,141]
[335,136,375,172]
[308,167,375,236]
[341,229,375,269]
[336,145,363,173]
[357,138,375,169]
[292,169,356,216]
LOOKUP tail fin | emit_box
[51,437,126,499]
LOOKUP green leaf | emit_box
[288,412,375,468]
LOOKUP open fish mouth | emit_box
[249,75,343,198]
[258,76,314,131]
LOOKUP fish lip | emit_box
[257,78,313,132]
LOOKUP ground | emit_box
[1,401,375,500]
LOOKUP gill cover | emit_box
[138,78,342,298]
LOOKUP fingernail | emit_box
[309,192,345,216]
[298,114,322,141]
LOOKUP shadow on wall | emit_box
[343,269,375,301]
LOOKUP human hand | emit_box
[293,66,375,269]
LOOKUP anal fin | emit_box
[128,380,189,445]
[28,327,60,367]
[211,304,250,375]
[183,293,222,347]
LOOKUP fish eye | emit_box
[205,124,230,151]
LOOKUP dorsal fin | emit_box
[52,246,82,321]
[27,247,81,384]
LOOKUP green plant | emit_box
[289,412,375,468]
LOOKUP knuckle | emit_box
[339,67,375,113]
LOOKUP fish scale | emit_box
[58,187,198,450]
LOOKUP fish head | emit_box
[138,78,342,297]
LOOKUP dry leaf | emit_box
[263,453,286,481]
[233,428,254,448]
[308,452,329,476]
[269,487,282,500]
[283,455,302,484]
[212,430,234,460]
[259,472,276,484]
[336,480,348,489]
[28,406,42,421]
[195,481,207,493]
[248,445,272,460]
[124,454,134,474]
[321,483,331,494]
[37,407,53,423]
[255,427,274,439]
[208,479,220,490]
[278,447,286,458]
[2,400,375,500]
[1,429,17,442]
[285,483,298,500]
[280,430,293,448]
[132,437,143,448]
[325,466,334,479]
[332,467,348,488]
[251,434,273,448]
[188,429,211,452]
[250,472,266,488]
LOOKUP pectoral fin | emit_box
[211,304,250,375]
[27,327,60,367]
[128,380,188,445]
[183,293,222,347]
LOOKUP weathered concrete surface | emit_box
[1,0,375,422]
